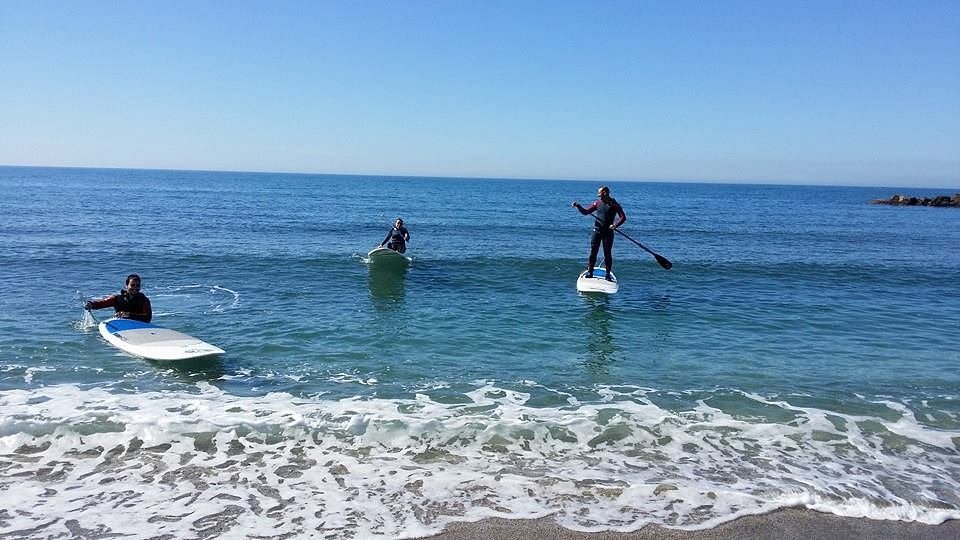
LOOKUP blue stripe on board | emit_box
[104,319,157,333]
[581,267,613,279]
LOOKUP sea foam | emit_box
[1,383,959,538]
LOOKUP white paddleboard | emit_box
[367,246,411,265]
[98,319,224,361]
[576,267,620,294]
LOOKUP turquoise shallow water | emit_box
[1,166,959,537]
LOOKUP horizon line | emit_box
[2,163,957,191]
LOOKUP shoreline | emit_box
[422,508,960,539]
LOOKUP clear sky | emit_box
[2,0,958,187]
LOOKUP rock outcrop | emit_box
[871,193,960,207]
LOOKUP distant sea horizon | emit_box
[2,163,957,190]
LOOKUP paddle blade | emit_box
[655,253,672,270]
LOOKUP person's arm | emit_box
[613,202,626,229]
[85,295,116,310]
[572,200,599,215]
[380,229,392,247]
[402,227,410,241]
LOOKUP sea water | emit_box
[1,166,958,538]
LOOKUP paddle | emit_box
[579,212,673,270]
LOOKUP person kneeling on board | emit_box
[379,217,410,253]
[572,185,627,281]
[86,274,153,323]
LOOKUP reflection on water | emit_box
[368,264,407,311]
[580,294,617,377]
[649,294,671,312]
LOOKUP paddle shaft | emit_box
[613,227,654,254]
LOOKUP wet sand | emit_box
[423,508,960,540]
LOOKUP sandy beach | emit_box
[424,508,960,540]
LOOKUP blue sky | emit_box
[2,0,958,186]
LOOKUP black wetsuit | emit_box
[577,197,626,276]
[88,290,152,323]
[380,226,410,253]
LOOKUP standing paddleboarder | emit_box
[572,186,627,280]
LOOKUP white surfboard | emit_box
[576,267,620,294]
[367,246,411,265]
[98,319,224,361]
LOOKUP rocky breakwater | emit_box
[871,193,960,207]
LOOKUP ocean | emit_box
[1,166,958,538]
